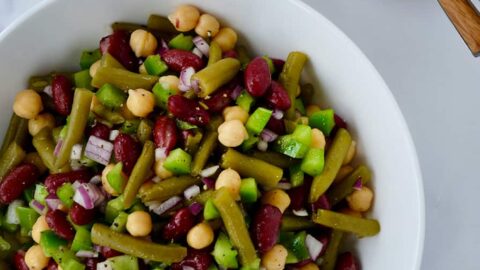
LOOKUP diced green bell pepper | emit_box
[309,109,336,136]
[246,107,272,135]
[74,70,93,90]
[106,195,126,223]
[168,33,194,51]
[236,90,255,113]
[153,82,177,109]
[80,49,101,70]
[285,249,299,264]
[176,119,198,130]
[241,135,258,152]
[23,186,35,202]
[301,148,325,176]
[34,184,49,204]
[106,255,139,270]
[137,119,153,143]
[71,227,92,252]
[239,178,258,203]
[96,83,127,109]
[144,55,168,76]
[203,199,220,220]
[107,162,127,194]
[212,232,239,269]
[40,230,68,257]
[121,119,141,134]
[280,231,310,261]
[274,135,309,159]
[57,183,74,208]
[292,124,312,146]
[289,163,304,187]
[111,211,128,232]
[16,207,39,232]
[295,98,306,115]
[163,148,192,174]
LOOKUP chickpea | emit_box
[168,5,200,32]
[261,244,288,270]
[159,75,180,92]
[346,186,374,212]
[28,113,55,136]
[187,222,214,249]
[126,89,155,117]
[32,215,49,243]
[102,164,118,196]
[306,105,321,117]
[126,211,153,237]
[129,29,158,57]
[299,262,320,270]
[89,60,101,77]
[311,128,326,149]
[13,89,43,119]
[261,189,291,213]
[195,14,220,38]
[222,106,249,123]
[25,245,49,270]
[334,165,354,183]
[139,63,148,75]
[215,168,241,199]
[154,160,173,179]
[212,27,237,52]
[217,120,248,147]
[340,208,363,218]
[343,140,357,165]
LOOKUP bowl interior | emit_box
[0,0,424,269]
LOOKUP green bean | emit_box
[192,58,241,98]
[278,52,308,120]
[91,223,186,263]
[111,22,147,32]
[91,67,158,91]
[207,41,222,66]
[28,75,51,91]
[236,45,251,69]
[140,175,200,202]
[55,88,93,169]
[327,165,372,206]
[32,128,72,173]
[91,101,125,125]
[313,209,380,237]
[184,131,203,155]
[221,149,283,189]
[189,190,214,205]
[309,128,352,203]
[251,151,298,169]
[281,215,316,231]
[213,188,259,267]
[206,115,223,131]
[0,114,28,156]
[24,152,48,174]
[100,53,126,69]
[147,15,177,34]
[0,143,26,179]
[124,140,155,208]
[191,131,218,176]
[321,229,343,270]
[136,119,153,143]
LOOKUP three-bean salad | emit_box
[0,4,380,270]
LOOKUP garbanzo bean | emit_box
[126,211,153,237]
[261,244,288,270]
[158,75,180,92]
[13,89,43,119]
[261,189,291,213]
[126,89,155,117]
[346,186,374,212]
[129,29,158,57]
[25,245,49,270]
[154,160,173,179]
[101,164,118,196]
[212,27,237,52]
[186,222,214,249]
[223,106,249,123]
[217,119,247,147]
[168,5,200,32]
[215,168,241,199]
[31,215,49,243]
[311,128,326,149]
[195,14,220,38]
[28,113,55,136]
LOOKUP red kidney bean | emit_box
[335,114,348,129]
[203,86,234,112]
[311,194,331,213]
[51,74,73,116]
[100,30,138,71]
[288,185,307,211]
[101,246,123,258]
[46,260,59,270]
[335,252,361,270]
[89,122,111,141]
[113,133,141,174]
[223,50,238,59]
[168,95,210,126]
[153,116,178,153]
[85,258,100,270]
[265,81,291,110]
[69,202,96,225]
[317,233,329,257]
[0,163,39,204]
[171,249,213,270]
[272,58,285,74]
[46,210,75,240]
[162,207,196,241]
[13,250,29,270]
[252,204,282,253]
[266,117,286,135]
[44,170,92,194]
[244,56,272,97]
[161,49,205,72]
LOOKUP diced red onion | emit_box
[84,136,113,166]
[293,209,309,217]
[54,139,63,156]
[257,140,268,152]
[76,250,99,258]
[158,39,169,54]
[277,181,292,190]
[43,85,53,97]
[305,234,324,261]
[73,182,105,209]
[149,196,182,215]
[184,185,201,200]
[192,47,203,58]
[202,178,215,190]
[260,129,278,142]
[6,200,24,224]
[30,200,47,215]
[93,245,102,253]
[193,36,210,57]
[182,266,195,270]
[178,67,196,92]
[45,194,63,211]
[188,202,203,216]
[231,85,243,99]
[90,175,102,185]
[353,178,363,191]
[155,147,167,161]
[272,109,284,120]
[109,130,119,141]
[151,176,162,183]
[96,261,113,270]
[70,144,83,161]
[200,165,219,178]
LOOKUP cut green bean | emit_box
[32,128,57,172]
[91,101,125,125]
[29,75,51,92]
[191,131,218,176]
[91,223,187,263]
[251,151,298,169]
[221,148,283,189]
[327,165,372,206]
[92,67,158,91]
[0,143,26,179]
[100,53,126,69]
[192,58,241,97]
[313,209,380,237]
[147,15,177,34]
[309,128,352,202]
[124,140,155,208]
[24,152,48,174]
[321,229,344,270]
[281,215,316,231]
[137,119,153,143]
[208,41,222,66]
[140,175,200,202]
[189,190,215,205]
[0,114,28,157]
[278,52,308,120]
[206,115,223,131]
[236,45,251,69]
[55,88,93,169]
[213,188,259,268]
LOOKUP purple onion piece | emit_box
[193,36,210,57]
[201,178,215,190]
[260,129,278,142]
[188,202,204,216]
[84,135,113,166]
[149,196,182,216]
[179,67,196,92]
[353,177,363,191]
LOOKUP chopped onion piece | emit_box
[192,47,203,58]
[45,194,63,211]
[76,250,99,258]
[53,139,63,156]
[43,85,53,97]
[149,196,182,215]
[178,67,196,92]
[30,200,46,215]
[84,136,113,166]
[257,140,268,152]
[193,36,210,57]
[155,147,167,161]
[353,178,363,191]
[188,202,203,216]
[272,109,284,120]
[305,234,324,260]
[6,200,24,225]
[184,185,201,200]
[109,130,119,141]
[73,182,105,209]
[97,261,113,270]
[70,144,83,161]
[158,39,169,54]
[200,165,219,178]
[277,181,292,190]
[293,209,309,217]
[90,175,102,185]
[260,129,278,142]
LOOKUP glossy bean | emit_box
[46,210,75,240]
[161,49,204,72]
[69,202,96,225]
[44,170,92,193]
[0,163,39,204]
[278,52,308,119]
[252,204,282,253]
[153,116,178,153]
[162,207,196,241]
[51,75,74,116]
[114,133,141,174]
[244,57,271,97]
[168,95,210,126]
[99,30,138,71]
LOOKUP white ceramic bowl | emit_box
[0,0,424,269]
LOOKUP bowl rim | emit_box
[0,0,425,268]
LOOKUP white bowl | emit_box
[0,0,424,269]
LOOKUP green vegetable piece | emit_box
[23,185,35,202]
[327,165,372,206]
[281,216,315,231]
[106,195,125,223]
[309,128,352,202]
[91,223,187,263]
[212,232,239,269]
[80,49,101,70]
[285,249,299,264]
[111,21,146,32]
[176,119,197,130]
[203,199,220,220]
[208,41,222,66]
[313,209,380,237]
[237,46,251,69]
[137,119,153,143]
[121,119,140,134]
[74,70,93,90]
[163,148,192,175]
[0,235,11,251]
[111,211,129,232]
[92,67,158,91]
[56,183,74,208]
[190,190,214,205]
[301,148,325,176]
[309,109,336,136]
[16,207,39,232]
[278,52,308,120]
[295,98,306,115]
[40,230,68,257]
[273,135,309,159]
[107,163,127,194]
[152,82,177,109]
[144,55,168,76]
[236,90,255,113]
[246,107,272,135]
[62,259,85,270]
[96,83,127,109]
[32,128,57,172]
[51,246,84,270]
[28,75,51,92]
[289,163,304,187]
[107,255,139,270]
[292,124,312,146]
[239,178,258,203]
[140,176,200,203]
[192,58,241,98]
[251,151,297,169]
[184,130,203,155]
[0,142,26,179]
[100,53,126,69]
[91,102,125,125]
[241,135,258,152]
[34,184,48,204]
[71,227,92,252]
[279,231,309,261]
[262,56,275,73]
[321,230,343,270]
[147,14,177,34]
[168,33,194,51]
[0,114,28,157]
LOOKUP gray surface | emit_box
[1,0,479,269]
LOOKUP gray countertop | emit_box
[1,0,479,269]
